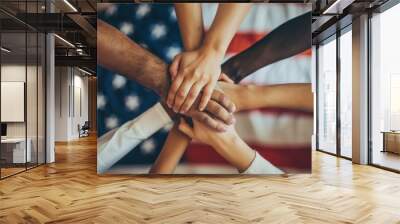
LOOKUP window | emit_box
[0,1,47,179]
[370,2,400,171]
[339,29,352,158]
[317,36,337,154]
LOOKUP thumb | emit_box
[178,118,194,138]
[219,73,234,83]
[169,54,181,80]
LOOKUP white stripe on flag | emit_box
[202,3,310,33]
[234,111,313,145]
[224,54,311,85]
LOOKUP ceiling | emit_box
[0,0,392,74]
[0,0,96,73]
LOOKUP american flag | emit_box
[97,3,312,174]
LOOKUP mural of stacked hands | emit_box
[97,3,313,175]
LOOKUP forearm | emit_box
[222,12,312,83]
[211,132,255,172]
[203,3,251,57]
[98,103,172,173]
[97,19,169,97]
[221,83,313,112]
[150,125,191,174]
[245,84,313,112]
[175,3,204,51]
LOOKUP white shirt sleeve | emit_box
[241,151,284,175]
[97,103,173,174]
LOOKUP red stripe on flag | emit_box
[226,32,267,54]
[296,48,312,58]
[184,143,311,171]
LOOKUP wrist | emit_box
[237,85,260,111]
[210,132,240,151]
[201,39,225,62]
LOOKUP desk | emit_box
[1,138,31,163]
[382,131,400,154]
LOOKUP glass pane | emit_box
[317,37,337,154]
[340,30,352,158]
[1,30,27,177]
[27,31,38,169]
[371,4,400,171]
[38,33,45,165]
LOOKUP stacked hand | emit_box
[178,81,244,145]
[166,45,238,132]
[183,87,235,132]
[178,117,238,148]
[167,47,226,113]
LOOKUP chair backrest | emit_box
[82,121,90,129]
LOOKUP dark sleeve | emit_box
[221,12,312,83]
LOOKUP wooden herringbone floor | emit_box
[1,135,400,224]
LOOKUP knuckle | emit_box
[193,71,201,79]
[220,94,227,102]
[216,93,225,102]
[199,114,209,123]
[229,103,236,112]
[206,86,214,93]
[182,68,190,75]
[177,91,186,98]
[215,107,224,115]
[222,96,230,106]
[227,103,235,113]
[170,83,179,92]
[216,123,223,131]
[188,91,197,98]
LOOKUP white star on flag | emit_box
[112,74,127,89]
[97,94,106,109]
[120,22,134,35]
[166,46,181,60]
[136,4,151,18]
[151,24,166,39]
[125,95,140,111]
[105,4,117,16]
[170,8,177,20]
[105,116,119,130]
[141,139,156,154]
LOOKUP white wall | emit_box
[54,67,89,141]
[1,63,46,164]
[1,64,40,138]
[54,66,69,141]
